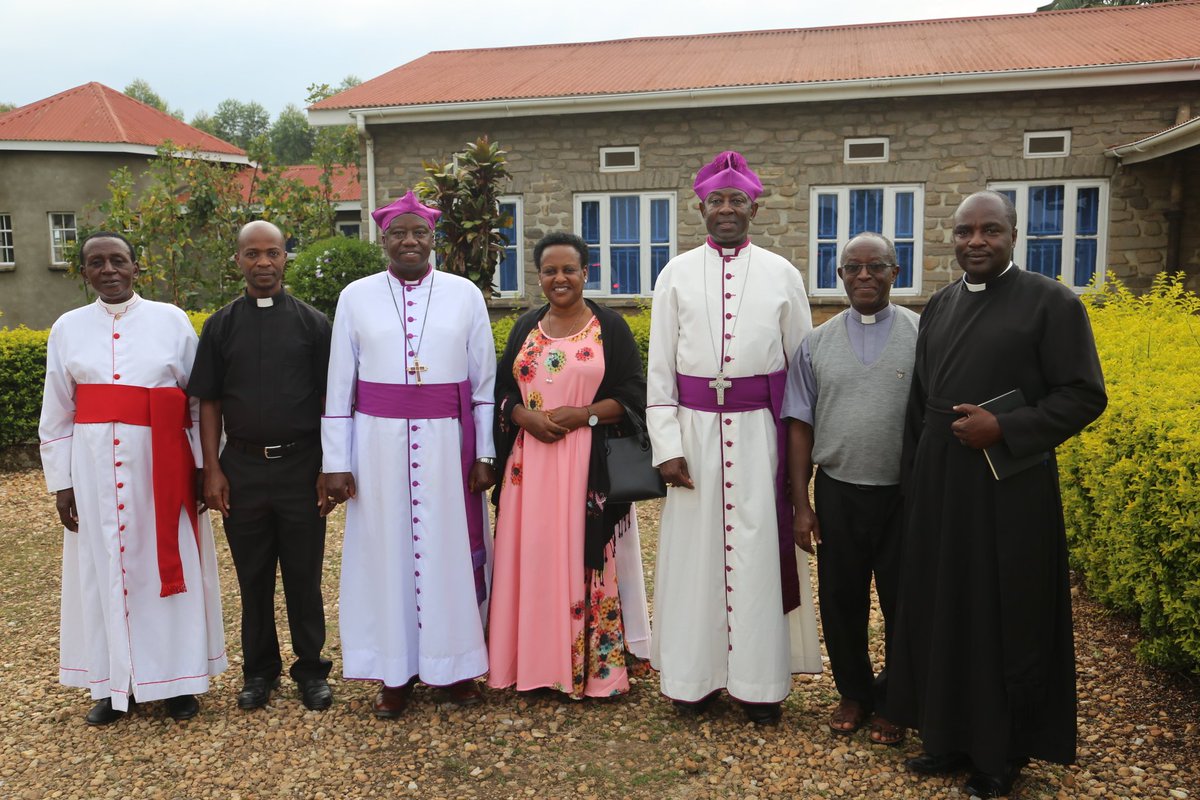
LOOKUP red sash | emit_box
[75,384,198,597]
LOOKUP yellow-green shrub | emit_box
[0,327,50,447]
[1060,274,1200,672]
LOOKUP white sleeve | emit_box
[38,321,76,493]
[465,286,496,459]
[782,263,813,361]
[321,290,359,473]
[646,265,684,467]
[174,310,204,468]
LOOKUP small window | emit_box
[1024,131,1070,159]
[0,214,13,266]
[575,192,676,296]
[494,196,524,296]
[844,138,889,164]
[599,146,640,173]
[337,221,361,239]
[48,212,76,266]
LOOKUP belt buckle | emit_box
[263,444,284,460]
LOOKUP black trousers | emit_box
[220,444,331,683]
[814,468,902,710]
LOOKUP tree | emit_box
[189,110,216,136]
[209,99,271,151]
[123,79,183,120]
[1038,0,1173,10]
[0,102,14,114]
[270,104,314,165]
[416,136,512,297]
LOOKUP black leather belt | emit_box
[225,433,319,460]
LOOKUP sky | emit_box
[1,0,1042,121]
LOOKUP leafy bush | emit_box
[624,307,652,371]
[288,236,387,319]
[492,314,518,359]
[0,327,50,446]
[1060,274,1200,672]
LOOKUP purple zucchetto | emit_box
[693,150,763,202]
[371,190,442,233]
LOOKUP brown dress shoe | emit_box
[373,683,413,719]
[441,679,483,707]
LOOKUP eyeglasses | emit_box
[839,263,896,276]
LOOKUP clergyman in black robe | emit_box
[887,191,1107,799]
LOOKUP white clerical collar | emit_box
[389,264,434,286]
[848,304,893,325]
[705,237,750,259]
[963,261,1014,292]
[97,293,141,317]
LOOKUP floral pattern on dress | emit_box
[568,317,599,342]
[564,575,627,699]
[544,349,566,375]
[527,390,544,411]
[509,463,523,486]
[514,337,545,383]
[575,346,595,362]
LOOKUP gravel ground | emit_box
[0,465,1196,800]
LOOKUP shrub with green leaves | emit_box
[288,236,387,319]
[1060,273,1200,672]
[0,327,50,447]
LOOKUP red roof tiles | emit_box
[312,2,1200,111]
[0,82,244,157]
[232,164,361,202]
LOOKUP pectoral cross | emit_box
[408,358,429,386]
[709,372,732,406]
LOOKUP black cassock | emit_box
[887,266,1106,775]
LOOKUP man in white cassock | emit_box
[322,191,497,717]
[39,232,226,726]
[647,152,822,725]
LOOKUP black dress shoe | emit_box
[741,701,783,726]
[85,698,125,726]
[964,762,1023,798]
[672,691,718,717]
[165,694,199,720]
[299,678,333,711]
[237,676,281,710]
[904,751,971,775]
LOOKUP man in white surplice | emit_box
[647,152,821,725]
[321,191,497,717]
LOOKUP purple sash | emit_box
[355,378,487,605]
[676,371,801,614]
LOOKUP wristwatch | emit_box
[586,406,599,427]
[477,457,496,466]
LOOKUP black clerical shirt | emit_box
[188,290,331,444]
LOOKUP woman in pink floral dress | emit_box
[488,233,650,698]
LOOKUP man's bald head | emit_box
[237,219,286,252]
[957,190,1017,229]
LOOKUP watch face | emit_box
[588,414,599,427]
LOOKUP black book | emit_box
[978,389,1049,481]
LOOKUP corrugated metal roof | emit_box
[233,164,361,201]
[312,2,1200,111]
[0,82,244,156]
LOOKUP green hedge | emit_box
[1060,274,1200,673]
[0,327,49,447]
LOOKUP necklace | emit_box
[540,304,593,384]
[386,267,435,386]
[703,243,753,406]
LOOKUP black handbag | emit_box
[603,402,667,502]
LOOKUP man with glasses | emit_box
[190,220,335,712]
[783,231,917,746]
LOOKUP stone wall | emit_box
[365,82,1199,313]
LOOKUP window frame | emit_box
[807,184,924,298]
[599,146,641,173]
[1023,130,1071,159]
[574,191,677,298]
[48,212,77,267]
[843,137,890,164]
[988,179,1109,292]
[493,195,524,298]
[0,213,14,267]
[336,220,361,239]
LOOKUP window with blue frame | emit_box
[493,197,523,295]
[808,185,923,295]
[989,181,1106,290]
[575,192,676,296]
